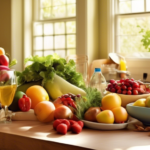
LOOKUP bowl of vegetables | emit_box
[126,102,150,126]
[106,78,150,107]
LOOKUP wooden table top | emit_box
[0,121,150,150]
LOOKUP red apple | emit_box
[0,55,9,66]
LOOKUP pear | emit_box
[133,98,146,107]
[145,96,150,107]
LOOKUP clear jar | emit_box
[109,64,117,80]
[101,64,111,82]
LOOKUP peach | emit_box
[34,101,55,123]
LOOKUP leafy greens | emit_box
[16,54,86,89]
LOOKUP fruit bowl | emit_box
[105,91,150,107]
[126,102,150,126]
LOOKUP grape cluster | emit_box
[60,93,81,101]
[106,78,146,95]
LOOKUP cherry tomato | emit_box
[18,95,31,111]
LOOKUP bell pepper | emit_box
[18,95,31,111]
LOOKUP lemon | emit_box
[145,96,150,107]
[96,110,114,124]
[133,98,146,107]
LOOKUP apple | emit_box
[0,55,9,66]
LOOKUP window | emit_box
[115,0,150,58]
[33,0,76,58]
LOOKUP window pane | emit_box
[40,0,51,8]
[52,6,66,18]
[34,37,43,50]
[67,35,75,48]
[44,23,53,35]
[55,35,65,48]
[34,51,43,57]
[118,15,150,56]
[132,0,144,12]
[119,1,131,13]
[44,36,53,49]
[44,50,54,56]
[119,0,144,14]
[34,24,43,35]
[67,0,76,4]
[54,22,65,34]
[146,0,150,11]
[67,49,75,55]
[41,8,51,19]
[67,4,76,16]
[55,50,66,58]
[66,21,76,33]
[53,0,65,6]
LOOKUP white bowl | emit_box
[105,91,150,107]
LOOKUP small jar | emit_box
[109,64,117,80]
[101,64,111,82]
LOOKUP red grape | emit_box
[122,90,127,94]
[127,90,132,95]
[133,90,138,95]
[110,79,116,84]
[115,85,121,90]
[127,87,132,91]
[110,88,116,93]
[117,89,122,94]
[121,85,127,90]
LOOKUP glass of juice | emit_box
[0,69,17,123]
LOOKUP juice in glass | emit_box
[0,84,17,106]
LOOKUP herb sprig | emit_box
[75,87,102,120]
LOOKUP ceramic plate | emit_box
[82,119,134,130]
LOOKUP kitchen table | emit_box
[0,121,150,150]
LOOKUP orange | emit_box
[112,106,128,123]
[26,85,49,109]
[0,47,5,55]
[34,101,55,123]
[101,93,121,110]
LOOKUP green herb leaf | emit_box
[75,87,102,120]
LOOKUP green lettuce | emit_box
[16,54,86,89]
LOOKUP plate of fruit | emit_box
[75,88,135,130]
[105,78,150,107]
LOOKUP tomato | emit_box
[18,95,31,111]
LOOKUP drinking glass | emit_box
[0,69,17,123]
[66,55,88,86]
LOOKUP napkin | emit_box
[12,109,38,121]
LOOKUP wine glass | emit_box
[0,69,17,123]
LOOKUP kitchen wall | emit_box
[0,0,11,56]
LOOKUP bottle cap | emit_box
[94,68,101,72]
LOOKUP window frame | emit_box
[109,0,150,60]
[32,0,77,58]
